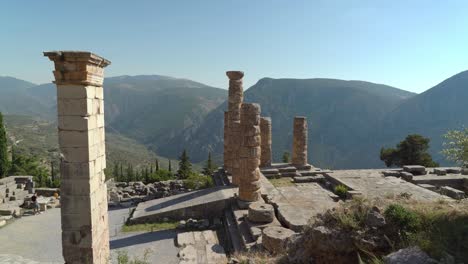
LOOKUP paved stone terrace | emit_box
[267,183,339,232]
[130,186,236,224]
[326,169,452,201]
[0,208,179,264]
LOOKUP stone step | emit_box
[280,172,300,178]
[293,175,325,183]
[224,209,244,253]
[298,170,330,176]
[293,164,313,170]
[232,207,257,250]
[278,167,297,173]
[262,172,281,179]
[0,204,23,216]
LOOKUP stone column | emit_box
[292,116,308,167]
[260,117,272,167]
[44,51,110,264]
[226,71,244,186]
[223,111,229,170]
[238,103,262,208]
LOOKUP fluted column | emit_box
[44,51,110,264]
[223,111,229,170]
[260,117,272,167]
[238,103,262,207]
[226,71,244,186]
[292,116,308,167]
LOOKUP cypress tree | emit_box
[178,149,192,179]
[202,152,215,176]
[168,159,172,172]
[0,112,9,178]
[150,164,154,174]
[155,159,159,171]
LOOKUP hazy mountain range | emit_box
[1,70,467,169]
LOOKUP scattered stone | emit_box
[440,186,466,200]
[403,165,426,175]
[293,175,324,183]
[366,208,386,228]
[382,170,401,177]
[446,167,461,174]
[400,172,414,181]
[417,184,437,191]
[434,168,447,176]
[0,219,5,227]
[384,246,437,264]
[262,226,296,254]
[248,202,275,223]
[462,168,468,175]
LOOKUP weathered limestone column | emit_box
[292,116,308,166]
[223,111,229,170]
[226,71,244,186]
[238,103,262,208]
[44,51,110,264]
[260,117,272,167]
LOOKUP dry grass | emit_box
[269,177,295,188]
[121,221,179,232]
[232,250,285,264]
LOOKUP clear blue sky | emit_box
[1,0,467,93]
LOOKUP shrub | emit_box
[384,204,421,233]
[334,184,348,199]
[146,169,174,183]
[184,172,214,190]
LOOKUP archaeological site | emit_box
[1,50,467,264]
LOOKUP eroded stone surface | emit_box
[262,226,296,254]
[292,117,308,166]
[248,202,274,223]
[260,117,272,167]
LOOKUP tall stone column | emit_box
[223,111,229,170]
[292,116,308,167]
[226,71,244,186]
[44,51,110,264]
[260,117,272,167]
[238,103,262,208]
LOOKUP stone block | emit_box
[57,85,96,99]
[403,165,426,175]
[58,115,97,131]
[262,226,296,254]
[61,161,94,180]
[440,186,466,200]
[434,168,447,176]
[57,98,94,116]
[59,130,96,147]
[61,144,98,163]
[248,202,274,223]
[400,171,414,181]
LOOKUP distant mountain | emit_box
[380,70,468,165]
[0,75,227,158]
[162,78,416,168]
[0,76,54,118]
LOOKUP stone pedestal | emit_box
[44,51,110,264]
[238,103,262,207]
[260,117,272,167]
[226,71,244,186]
[292,117,308,167]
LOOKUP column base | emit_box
[237,198,254,209]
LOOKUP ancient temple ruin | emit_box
[44,51,111,264]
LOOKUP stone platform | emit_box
[129,186,236,224]
[177,230,227,264]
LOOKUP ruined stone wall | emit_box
[238,103,262,204]
[292,116,308,166]
[45,51,110,264]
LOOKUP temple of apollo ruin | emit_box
[28,53,467,263]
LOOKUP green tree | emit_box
[0,112,9,178]
[113,162,120,181]
[442,128,468,167]
[380,134,439,167]
[202,152,216,176]
[168,159,172,172]
[282,151,290,163]
[126,164,134,182]
[9,151,49,187]
[177,149,192,179]
[155,159,160,171]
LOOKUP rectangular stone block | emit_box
[61,145,98,163]
[96,114,105,128]
[61,194,91,215]
[57,98,94,116]
[61,213,92,229]
[60,161,94,180]
[59,130,96,147]
[95,87,104,99]
[57,85,96,99]
[58,115,97,131]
